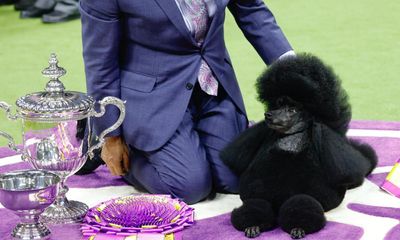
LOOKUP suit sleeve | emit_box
[80,0,122,136]
[227,0,293,65]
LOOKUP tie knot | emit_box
[179,0,210,43]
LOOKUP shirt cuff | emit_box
[278,50,296,60]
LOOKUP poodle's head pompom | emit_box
[256,53,351,135]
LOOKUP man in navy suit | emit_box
[80,0,294,204]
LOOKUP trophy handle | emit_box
[0,101,18,121]
[87,97,126,158]
[0,101,22,153]
[0,131,21,153]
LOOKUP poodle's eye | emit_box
[276,98,284,106]
[289,108,297,114]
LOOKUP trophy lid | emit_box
[16,53,94,122]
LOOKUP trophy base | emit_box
[12,222,51,240]
[40,200,88,224]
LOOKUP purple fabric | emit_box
[349,120,400,130]
[0,120,400,239]
[0,209,363,240]
[368,172,388,187]
[0,162,126,188]
[386,225,400,240]
[182,213,363,240]
[348,203,400,240]
[348,203,400,219]
[0,145,21,159]
[349,136,400,167]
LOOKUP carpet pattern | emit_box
[0,120,399,240]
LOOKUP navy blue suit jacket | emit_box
[80,0,292,151]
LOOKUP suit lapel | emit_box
[153,0,197,45]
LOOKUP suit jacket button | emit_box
[186,83,194,90]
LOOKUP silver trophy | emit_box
[0,54,126,224]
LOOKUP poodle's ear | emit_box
[220,122,273,176]
[313,123,375,188]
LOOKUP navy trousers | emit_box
[123,84,247,204]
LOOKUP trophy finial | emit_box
[42,53,66,94]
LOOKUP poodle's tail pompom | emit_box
[256,53,351,135]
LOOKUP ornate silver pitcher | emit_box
[0,54,126,224]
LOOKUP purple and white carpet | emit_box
[0,120,400,240]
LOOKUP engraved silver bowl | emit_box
[0,170,60,239]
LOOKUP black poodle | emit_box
[220,54,377,239]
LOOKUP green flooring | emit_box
[0,0,399,146]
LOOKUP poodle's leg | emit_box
[231,199,276,238]
[278,194,326,239]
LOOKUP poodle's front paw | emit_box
[245,226,261,238]
[290,228,305,239]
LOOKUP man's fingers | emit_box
[108,161,123,176]
[111,159,124,176]
[123,151,130,173]
[123,142,129,152]
[106,163,117,176]
[102,153,119,176]
[100,150,107,162]
[101,139,129,176]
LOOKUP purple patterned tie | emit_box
[178,0,219,96]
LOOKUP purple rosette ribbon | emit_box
[81,194,195,240]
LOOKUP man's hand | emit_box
[101,136,130,176]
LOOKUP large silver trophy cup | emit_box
[0,54,126,224]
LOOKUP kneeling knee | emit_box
[168,177,212,204]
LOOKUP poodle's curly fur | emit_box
[221,53,377,238]
[257,54,351,135]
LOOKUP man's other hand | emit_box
[101,136,130,176]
